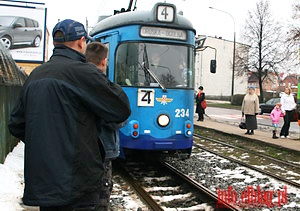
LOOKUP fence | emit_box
[0,43,25,163]
[0,85,22,163]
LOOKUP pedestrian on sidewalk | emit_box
[8,19,131,211]
[85,41,128,210]
[241,86,260,135]
[195,86,206,121]
[280,87,297,138]
[270,103,283,139]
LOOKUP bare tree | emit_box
[235,0,291,102]
[288,2,300,43]
[286,2,300,68]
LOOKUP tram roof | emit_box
[90,9,195,36]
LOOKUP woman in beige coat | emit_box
[241,86,260,135]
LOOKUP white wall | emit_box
[195,36,248,98]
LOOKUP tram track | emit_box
[113,160,239,210]
[194,133,300,169]
[193,133,300,188]
[194,125,300,165]
[165,148,300,209]
[110,126,300,210]
[113,160,163,211]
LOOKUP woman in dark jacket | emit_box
[195,86,205,121]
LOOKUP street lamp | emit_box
[209,7,236,101]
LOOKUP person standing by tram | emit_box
[195,86,206,121]
[280,87,297,138]
[85,41,128,210]
[241,86,260,135]
[8,19,131,211]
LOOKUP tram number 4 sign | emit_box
[137,89,155,107]
[157,5,174,22]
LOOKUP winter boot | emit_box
[272,130,278,139]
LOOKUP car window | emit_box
[274,98,280,104]
[266,99,274,105]
[266,98,280,105]
[25,18,34,27]
[33,20,39,27]
[15,17,25,27]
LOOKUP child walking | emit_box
[270,103,283,139]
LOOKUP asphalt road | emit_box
[201,106,300,134]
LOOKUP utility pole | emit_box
[209,7,236,101]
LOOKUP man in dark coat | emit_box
[8,19,131,211]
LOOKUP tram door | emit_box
[97,33,119,81]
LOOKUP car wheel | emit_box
[32,36,41,47]
[0,36,12,49]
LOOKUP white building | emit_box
[195,36,248,100]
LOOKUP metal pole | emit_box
[231,31,236,101]
[209,7,236,101]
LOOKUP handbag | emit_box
[239,117,246,129]
[290,109,298,122]
[201,100,207,109]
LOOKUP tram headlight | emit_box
[184,120,193,137]
[186,130,192,136]
[157,114,170,127]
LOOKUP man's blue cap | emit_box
[52,19,94,42]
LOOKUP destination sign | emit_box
[140,26,187,41]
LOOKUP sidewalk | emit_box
[194,115,300,152]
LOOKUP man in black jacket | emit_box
[8,19,131,211]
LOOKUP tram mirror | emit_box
[210,59,216,73]
[195,36,206,49]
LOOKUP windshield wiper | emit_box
[142,44,167,92]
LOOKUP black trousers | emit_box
[98,160,113,211]
[40,191,102,211]
[197,108,205,120]
[280,110,293,137]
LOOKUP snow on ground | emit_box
[0,142,25,211]
[3,142,300,210]
[0,142,144,211]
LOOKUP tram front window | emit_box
[115,42,194,89]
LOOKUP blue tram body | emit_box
[90,3,196,158]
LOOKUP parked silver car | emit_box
[0,16,42,49]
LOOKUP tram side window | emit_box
[115,43,136,86]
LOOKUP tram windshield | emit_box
[115,42,194,89]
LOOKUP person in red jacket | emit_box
[195,86,205,121]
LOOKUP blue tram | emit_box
[90,2,196,159]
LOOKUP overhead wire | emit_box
[95,0,108,21]
[96,0,108,14]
